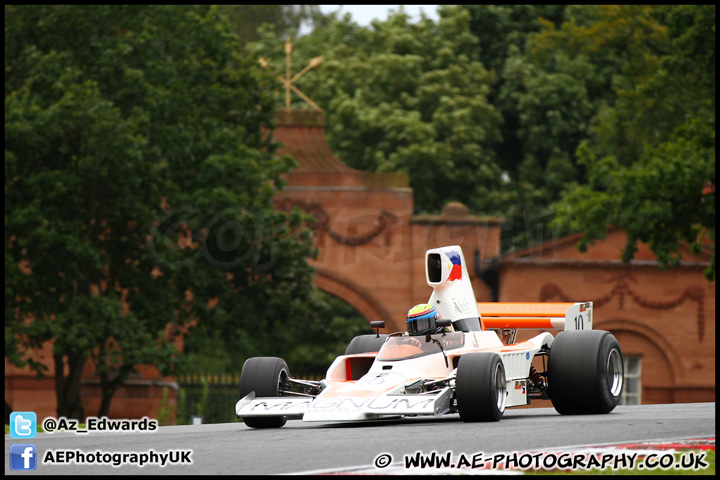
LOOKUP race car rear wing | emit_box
[477,302,593,331]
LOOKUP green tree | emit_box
[549,5,715,280]
[5,5,318,418]
[530,5,670,168]
[495,41,595,251]
[462,5,567,175]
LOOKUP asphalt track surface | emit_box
[5,402,715,475]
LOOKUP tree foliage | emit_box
[547,5,715,280]
[215,5,326,44]
[5,5,324,418]
[464,4,567,174]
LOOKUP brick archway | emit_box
[314,267,394,327]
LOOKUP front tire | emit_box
[238,357,290,428]
[548,330,624,415]
[456,353,507,422]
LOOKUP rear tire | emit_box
[238,357,290,428]
[548,330,624,415]
[456,353,507,422]
[345,334,388,355]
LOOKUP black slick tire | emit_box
[238,357,289,428]
[548,330,624,415]
[456,353,507,422]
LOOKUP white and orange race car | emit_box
[235,245,624,428]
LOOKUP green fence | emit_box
[176,373,239,425]
[176,372,323,425]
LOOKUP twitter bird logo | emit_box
[10,411,37,439]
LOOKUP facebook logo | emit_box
[10,411,36,439]
[10,444,37,471]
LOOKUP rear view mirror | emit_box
[370,321,385,338]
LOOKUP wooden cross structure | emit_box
[276,37,324,111]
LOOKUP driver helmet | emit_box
[407,303,442,335]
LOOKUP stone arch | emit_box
[314,267,393,327]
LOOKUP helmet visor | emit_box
[407,312,437,335]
